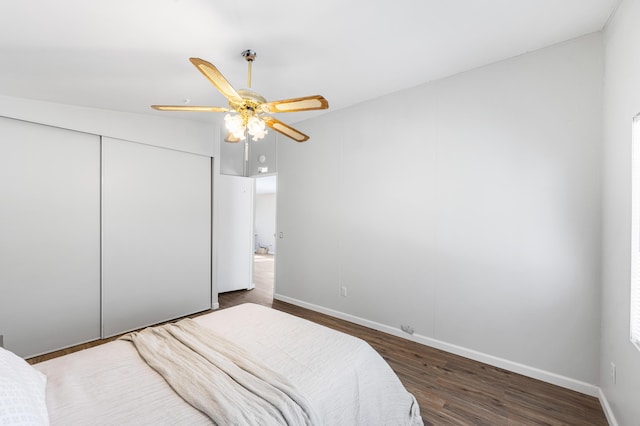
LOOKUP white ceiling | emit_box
[0,0,619,127]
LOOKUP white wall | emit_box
[255,193,277,254]
[601,0,640,424]
[276,34,603,393]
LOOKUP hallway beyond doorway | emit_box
[218,253,274,309]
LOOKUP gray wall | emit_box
[220,128,277,177]
[275,34,603,393]
[601,0,640,424]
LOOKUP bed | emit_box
[1,303,422,425]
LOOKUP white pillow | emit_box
[0,347,49,425]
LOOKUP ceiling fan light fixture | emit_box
[224,112,268,142]
[224,113,246,141]
[247,115,268,141]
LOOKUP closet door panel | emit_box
[102,138,211,337]
[0,117,101,357]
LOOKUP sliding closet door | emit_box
[102,138,211,337]
[0,117,101,358]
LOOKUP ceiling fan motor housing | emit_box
[242,49,257,62]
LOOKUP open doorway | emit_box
[253,175,276,302]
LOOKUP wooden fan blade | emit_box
[263,117,310,142]
[151,105,229,112]
[263,95,328,113]
[190,57,241,101]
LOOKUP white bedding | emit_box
[122,318,319,425]
[34,303,422,425]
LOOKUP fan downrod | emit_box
[242,49,257,87]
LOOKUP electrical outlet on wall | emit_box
[401,325,414,335]
[340,286,348,297]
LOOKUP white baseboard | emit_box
[598,388,619,426]
[212,302,220,310]
[274,294,601,398]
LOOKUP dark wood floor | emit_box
[29,254,608,425]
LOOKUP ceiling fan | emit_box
[151,50,329,143]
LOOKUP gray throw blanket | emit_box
[122,319,320,426]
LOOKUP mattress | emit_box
[34,303,422,425]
